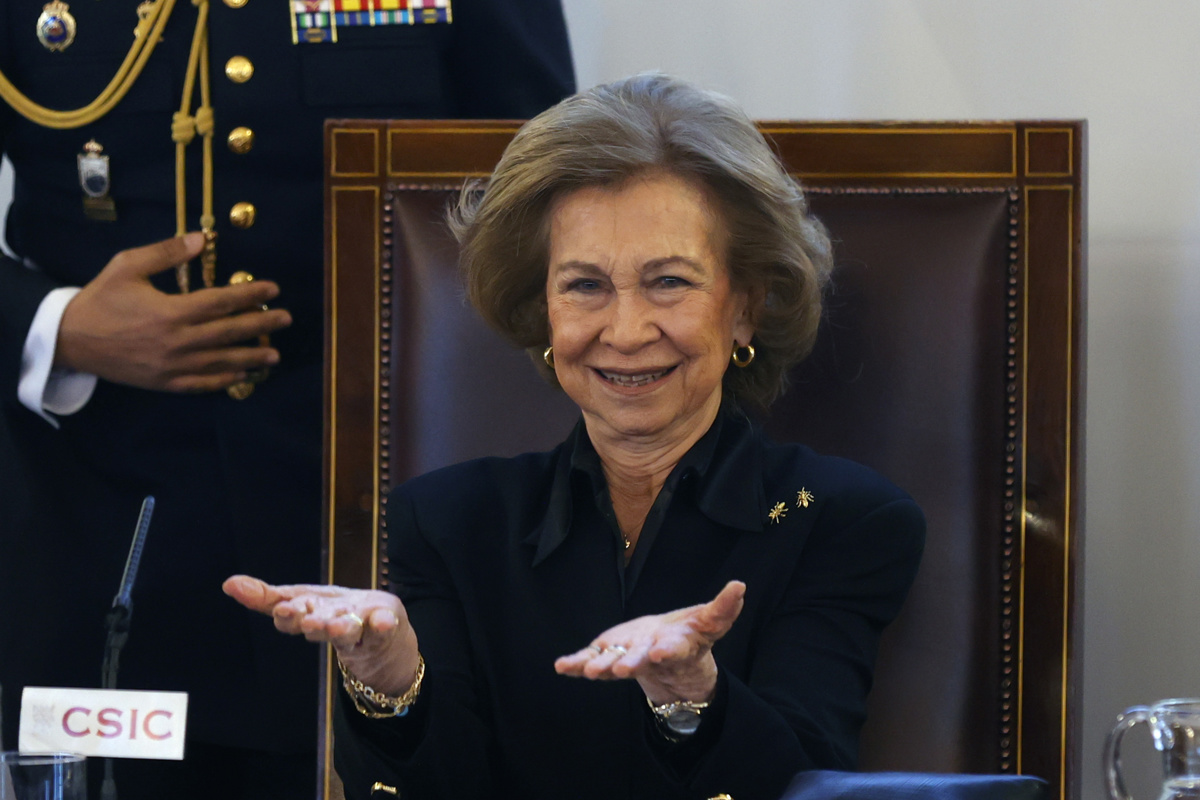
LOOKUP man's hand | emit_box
[55,232,292,393]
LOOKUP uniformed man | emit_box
[0,1,574,797]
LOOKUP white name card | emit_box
[19,687,188,761]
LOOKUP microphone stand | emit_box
[100,496,155,800]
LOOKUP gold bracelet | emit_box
[338,653,425,719]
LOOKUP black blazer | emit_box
[335,413,925,800]
[0,0,573,754]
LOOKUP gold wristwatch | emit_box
[647,697,709,740]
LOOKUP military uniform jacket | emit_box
[0,0,573,752]
[334,412,926,800]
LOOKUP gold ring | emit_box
[344,612,366,646]
[606,645,628,656]
[587,644,603,655]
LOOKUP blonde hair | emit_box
[452,73,832,408]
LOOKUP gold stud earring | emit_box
[543,346,555,369]
[731,342,755,368]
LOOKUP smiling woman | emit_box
[455,74,833,411]
[545,174,754,550]
[545,174,751,448]
[225,74,926,800]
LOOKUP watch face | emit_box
[664,706,703,736]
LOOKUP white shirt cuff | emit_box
[18,287,98,425]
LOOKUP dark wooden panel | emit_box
[1025,129,1075,177]
[1019,185,1077,797]
[329,127,382,177]
[387,123,523,180]
[325,185,380,590]
[764,126,1016,179]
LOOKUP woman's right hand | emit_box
[222,574,421,696]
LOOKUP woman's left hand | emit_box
[554,580,746,705]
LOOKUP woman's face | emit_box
[545,172,754,445]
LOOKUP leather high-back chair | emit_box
[321,121,1085,800]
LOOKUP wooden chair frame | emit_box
[321,120,1086,800]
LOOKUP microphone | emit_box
[100,495,155,800]
[112,495,154,614]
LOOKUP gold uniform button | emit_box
[224,56,254,83]
[227,127,255,154]
[223,0,248,7]
[229,202,257,229]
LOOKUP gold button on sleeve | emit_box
[229,202,257,229]
[224,56,254,83]
[227,127,255,154]
[223,0,248,7]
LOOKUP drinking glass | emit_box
[0,753,86,800]
[1106,699,1200,800]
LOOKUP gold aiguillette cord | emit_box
[0,0,217,293]
[0,0,175,128]
[171,0,216,292]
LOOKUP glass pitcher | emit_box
[1106,699,1200,800]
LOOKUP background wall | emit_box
[556,1,1200,798]
[2,2,1194,797]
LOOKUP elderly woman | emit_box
[226,74,924,800]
